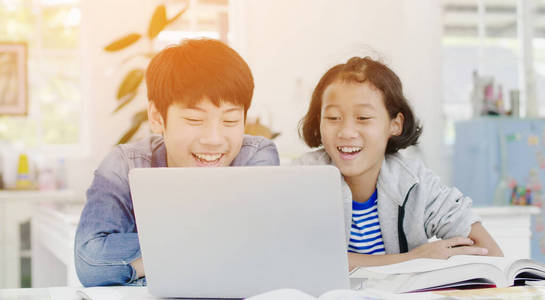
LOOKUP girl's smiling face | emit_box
[319,81,403,181]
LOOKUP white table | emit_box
[0,286,155,300]
[0,190,77,289]
[473,205,540,258]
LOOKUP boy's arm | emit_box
[348,237,488,269]
[468,222,504,256]
[75,150,143,287]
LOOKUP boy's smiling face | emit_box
[149,99,245,167]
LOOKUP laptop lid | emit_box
[129,165,349,298]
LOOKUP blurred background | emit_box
[0,0,544,289]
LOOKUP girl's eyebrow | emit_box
[323,104,340,110]
[323,103,375,110]
[354,103,375,109]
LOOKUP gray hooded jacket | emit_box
[294,149,480,254]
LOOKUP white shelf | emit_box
[473,205,540,217]
[0,190,76,202]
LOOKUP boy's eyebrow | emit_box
[222,107,243,113]
[181,106,243,113]
[183,106,205,112]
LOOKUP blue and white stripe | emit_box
[348,189,386,255]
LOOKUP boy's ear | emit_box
[390,112,404,137]
[148,102,165,134]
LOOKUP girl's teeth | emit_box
[338,147,362,153]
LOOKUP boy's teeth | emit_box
[337,146,362,153]
[194,153,222,162]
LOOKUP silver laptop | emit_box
[129,166,349,298]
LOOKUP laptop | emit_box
[129,165,349,298]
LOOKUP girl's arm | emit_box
[348,236,488,269]
[468,222,504,257]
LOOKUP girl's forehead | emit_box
[322,81,383,108]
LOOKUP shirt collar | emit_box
[377,153,419,206]
[151,140,168,168]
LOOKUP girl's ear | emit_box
[390,112,404,137]
[148,102,166,135]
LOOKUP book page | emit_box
[448,255,517,273]
[246,289,317,300]
[365,264,506,293]
[76,286,156,300]
[319,288,445,300]
[350,255,516,279]
[508,259,545,282]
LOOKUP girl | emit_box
[296,57,502,268]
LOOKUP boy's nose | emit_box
[199,124,223,146]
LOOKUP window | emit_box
[442,0,521,145]
[442,0,545,145]
[155,0,229,49]
[0,0,82,154]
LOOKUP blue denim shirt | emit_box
[75,134,280,287]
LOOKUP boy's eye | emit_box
[224,120,241,126]
[357,116,371,121]
[184,118,203,124]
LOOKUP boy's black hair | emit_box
[146,38,254,122]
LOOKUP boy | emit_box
[75,39,280,287]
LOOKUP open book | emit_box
[245,288,444,300]
[350,255,545,293]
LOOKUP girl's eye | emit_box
[357,117,370,121]
[325,116,340,121]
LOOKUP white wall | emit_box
[66,0,158,198]
[232,0,446,178]
[66,0,446,197]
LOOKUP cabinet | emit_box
[473,206,539,258]
[31,202,83,287]
[454,118,545,262]
[0,190,76,288]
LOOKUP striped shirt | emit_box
[348,189,386,255]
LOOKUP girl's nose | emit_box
[337,121,358,139]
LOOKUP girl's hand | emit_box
[408,237,488,260]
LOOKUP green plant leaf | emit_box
[112,92,137,114]
[117,110,149,144]
[117,122,142,144]
[167,3,189,25]
[104,33,141,52]
[132,109,148,124]
[148,5,167,40]
[117,69,145,100]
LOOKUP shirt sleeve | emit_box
[242,136,280,166]
[74,147,142,286]
[420,167,481,239]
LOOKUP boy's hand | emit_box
[130,257,145,279]
[408,237,488,260]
